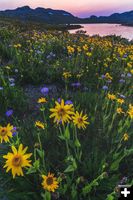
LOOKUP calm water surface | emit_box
[69,24,133,40]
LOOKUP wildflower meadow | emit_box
[0,20,133,200]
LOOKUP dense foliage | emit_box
[0,20,133,200]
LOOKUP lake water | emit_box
[69,24,133,40]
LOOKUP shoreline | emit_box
[70,22,133,28]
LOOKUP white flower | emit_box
[9,78,15,83]
[10,83,15,87]
[15,69,18,73]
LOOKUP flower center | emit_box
[58,108,65,116]
[12,155,22,167]
[46,177,54,185]
[78,117,83,123]
[0,128,7,136]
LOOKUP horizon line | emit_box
[0,5,133,18]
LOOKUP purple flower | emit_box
[71,82,81,88]
[65,100,73,105]
[0,86,3,90]
[101,75,105,79]
[127,73,132,78]
[119,94,126,99]
[123,54,128,58]
[119,79,125,83]
[41,87,49,95]
[57,98,61,103]
[36,50,42,54]
[47,52,56,59]
[6,109,13,117]
[12,127,17,136]
[102,85,108,90]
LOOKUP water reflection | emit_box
[69,24,133,40]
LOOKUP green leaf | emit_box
[33,159,40,170]
[40,107,45,111]
[74,138,81,148]
[26,166,37,174]
[64,126,70,140]
[36,149,45,159]
[110,148,133,171]
[106,195,114,200]
[64,165,76,173]
[71,184,77,199]
[41,191,51,200]
[106,192,116,200]
[58,135,66,141]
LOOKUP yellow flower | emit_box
[67,46,74,54]
[63,72,72,79]
[123,133,129,141]
[77,46,81,53]
[3,144,32,178]
[116,107,125,114]
[0,124,13,143]
[76,73,82,78]
[107,93,116,100]
[14,44,21,48]
[106,57,111,62]
[86,52,92,57]
[117,98,125,104]
[83,44,88,51]
[130,69,133,74]
[42,172,59,192]
[104,63,108,67]
[35,121,45,129]
[72,111,89,129]
[127,104,133,119]
[127,63,132,68]
[129,55,133,60]
[38,97,47,104]
[105,73,113,80]
[5,66,11,70]
[50,99,74,125]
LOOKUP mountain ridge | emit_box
[0,6,133,25]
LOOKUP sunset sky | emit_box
[0,0,133,17]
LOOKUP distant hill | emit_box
[0,6,81,24]
[83,10,133,25]
[0,6,133,25]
